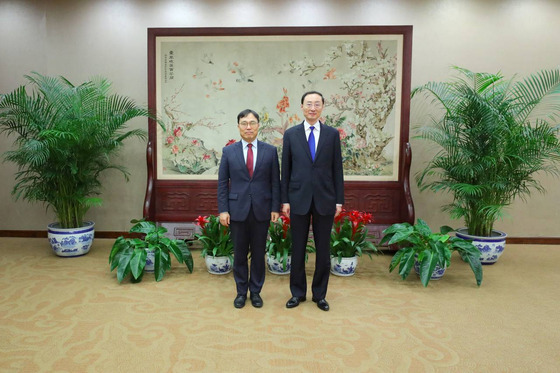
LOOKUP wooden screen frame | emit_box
[144,26,414,240]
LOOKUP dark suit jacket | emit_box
[218,140,280,222]
[281,122,344,215]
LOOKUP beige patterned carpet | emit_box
[1,237,559,372]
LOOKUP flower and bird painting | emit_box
[156,35,403,180]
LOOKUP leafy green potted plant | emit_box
[194,215,234,275]
[381,219,483,287]
[109,219,194,283]
[0,72,157,256]
[412,66,560,263]
[330,209,379,276]
[266,214,293,274]
[266,214,315,275]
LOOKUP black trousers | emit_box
[289,200,334,300]
[230,207,269,296]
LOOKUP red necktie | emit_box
[247,143,253,178]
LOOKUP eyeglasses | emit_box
[304,102,323,109]
[239,121,259,128]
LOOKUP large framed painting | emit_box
[145,26,414,240]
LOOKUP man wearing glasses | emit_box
[281,91,344,312]
[218,109,280,309]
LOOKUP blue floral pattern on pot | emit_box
[456,229,507,265]
[205,255,232,275]
[330,256,358,277]
[266,253,291,275]
[413,259,446,280]
[144,249,155,272]
[47,221,95,257]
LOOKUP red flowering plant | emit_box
[266,214,314,271]
[194,215,234,262]
[330,210,379,263]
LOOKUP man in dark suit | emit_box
[281,91,344,312]
[218,109,280,309]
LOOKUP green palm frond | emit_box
[0,72,156,228]
[512,68,560,124]
[413,67,560,236]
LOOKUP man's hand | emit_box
[335,205,342,217]
[282,203,290,217]
[271,212,280,223]
[219,212,230,227]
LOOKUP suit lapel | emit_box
[234,141,248,177]
[295,123,313,162]
[254,140,265,175]
[315,122,327,160]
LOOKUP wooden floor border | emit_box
[1,230,560,245]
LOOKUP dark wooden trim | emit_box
[1,230,559,244]
[506,237,560,245]
[0,230,48,238]
[143,140,155,219]
[145,25,416,226]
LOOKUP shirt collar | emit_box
[304,121,320,131]
[241,138,257,148]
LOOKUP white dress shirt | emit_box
[304,121,320,153]
[241,138,257,170]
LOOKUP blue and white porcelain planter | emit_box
[266,253,291,275]
[413,258,447,280]
[205,255,232,275]
[47,221,95,257]
[330,255,358,276]
[144,249,155,272]
[455,228,507,265]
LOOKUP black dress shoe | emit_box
[234,294,247,309]
[312,298,330,311]
[286,296,306,308]
[250,293,263,308]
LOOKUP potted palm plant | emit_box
[330,209,378,276]
[412,66,560,264]
[194,215,234,275]
[0,72,156,256]
[381,219,483,287]
[109,219,194,283]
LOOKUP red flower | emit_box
[323,67,336,80]
[279,214,291,239]
[276,88,290,113]
[333,209,374,239]
[194,215,208,227]
[225,139,236,146]
[334,209,348,224]
[337,128,347,140]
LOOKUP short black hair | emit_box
[301,91,325,105]
[237,109,260,123]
